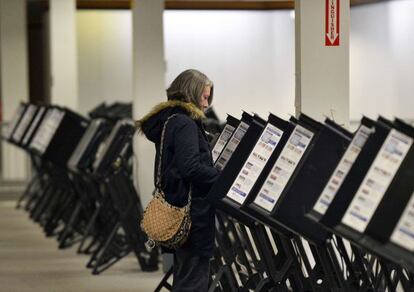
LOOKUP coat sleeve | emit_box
[173,117,219,194]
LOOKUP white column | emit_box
[49,0,78,111]
[295,0,350,128]
[0,0,29,180]
[132,0,166,207]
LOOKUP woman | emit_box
[136,69,220,291]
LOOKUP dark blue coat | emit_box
[138,100,220,257]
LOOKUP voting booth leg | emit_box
[76,178,105,255]
[292,238,332,292]
[30,180,57,222]
[208,253,239,292]
[253,225,294,288]
[396,268,414,291]
[154,266,173,292]
[105,170,159,272]
[77,205,101,254]
[220,214,260,288]
[211,228,239,290]
[16,174,39,209]
[25,173,49,212]
[87,221,131,275]
[330,237,357,289]
[57,201,83,248]
[348,245,375,290]
[17,155,43,209]
[313,242,349,291]
[208,265,237,292]
[43,188,75,236]
[28,174,52,218]
[214,213,250,288]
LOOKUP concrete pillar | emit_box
[0,0,29,180]
[132,0,166,207]
[295,0,350,128]
[49,0,78,111]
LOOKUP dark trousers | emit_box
[172,246,210,292]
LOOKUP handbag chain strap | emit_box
[155,114,192,209]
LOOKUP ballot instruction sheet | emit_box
[253,125,314,212]
[341,129,413,233]
[226,123,284,204]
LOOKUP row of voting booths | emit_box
[2,102,414,291]
[206,111,414,291]
[2,102,158,275]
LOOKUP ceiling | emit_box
[73,0,392,10]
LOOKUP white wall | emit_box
[77,11,133,116]
[49,0,79,111]
[164,10,296,121]
[76,10,295,120]
[76,1,414,122]
[350,0,414,122]
[0,0,29,181]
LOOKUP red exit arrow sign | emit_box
[326,0,340,46]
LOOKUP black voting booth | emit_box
[10,106,88,219]
[360,119,414,272]
[5,103,159,276]
[27,107,89,230]
[85,119,158,274]
[58,118,113,250]
[211,114,239,164]
[307,116,376,224]
[215,112,253,171]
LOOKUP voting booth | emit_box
[7,103,158,276]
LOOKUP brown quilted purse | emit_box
[141,114,192,249]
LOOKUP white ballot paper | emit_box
[30,109,65,154]
[215,121,250,171]
[22,107,46,145]
[12,105,37,142]
[341,129,413,233]
[253,125,314,212]
[390,191,414,251]
[226,124,284,204]
[313,125,373,215]
[4,106,24,139]
[212,124,236,163]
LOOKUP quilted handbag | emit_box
[140,114,192,249]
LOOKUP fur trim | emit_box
[135,100,205,132]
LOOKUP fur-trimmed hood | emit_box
[135,100,205,143]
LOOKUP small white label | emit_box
[313,125,372,215]
[22,107,46,145]
[215,121,250,171]
[226,124,284,204]
[341,129,413,233]
[12,105,37,142]
[253,125,314,212]
[30,109,65,154]
[212,124,236,163]
[390,191,414,251]
[4,106,24,139]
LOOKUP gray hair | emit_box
[166,69,214,108]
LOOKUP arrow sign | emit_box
[326,0,340,46]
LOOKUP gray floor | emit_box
[0,200,165,292]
